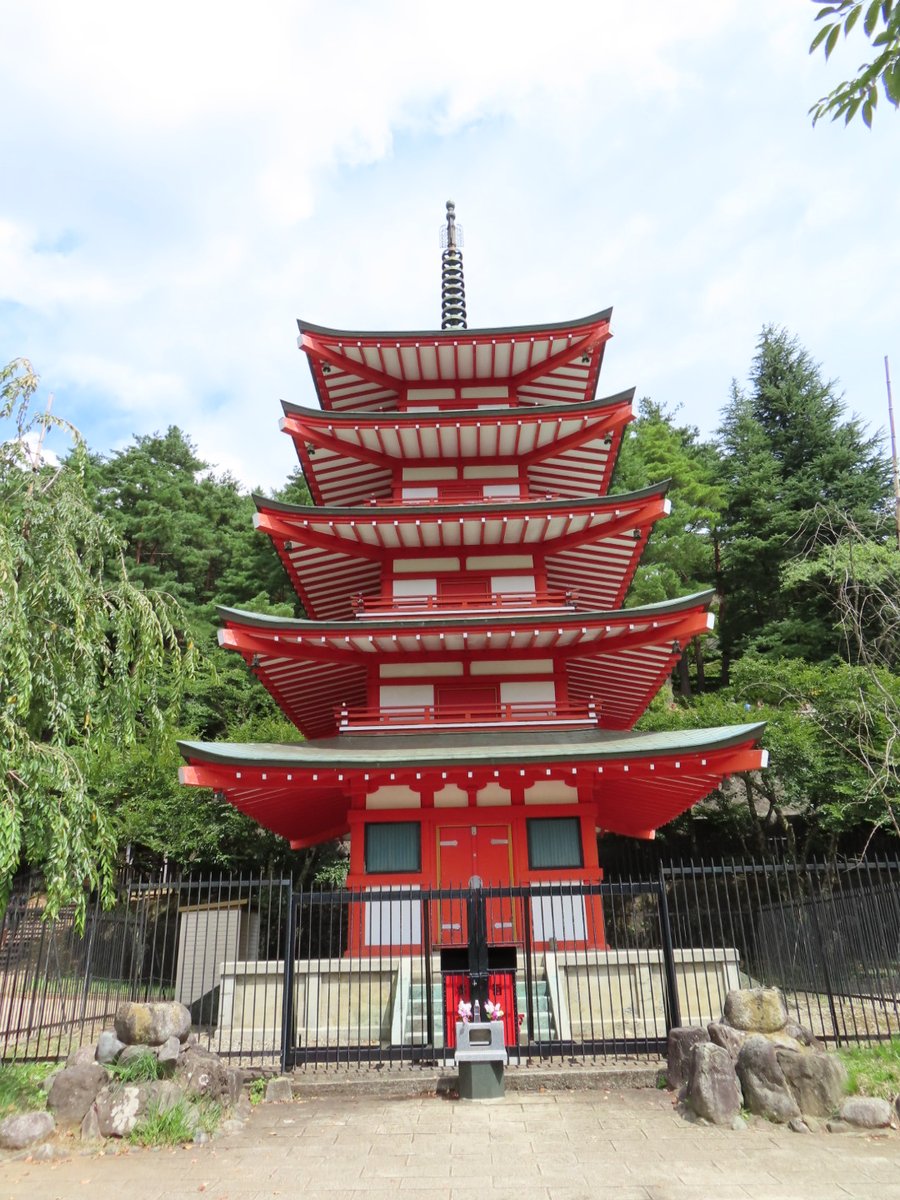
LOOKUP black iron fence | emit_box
[0,858,898,1068]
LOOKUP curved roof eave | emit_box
[295,309,613,343]
[280,388,635,423]
[252,479,672,520]
[216,589,715,633]
[178,721,767,770]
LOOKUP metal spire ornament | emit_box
[440,200,467,330]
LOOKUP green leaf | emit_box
[811,22,836,51]
[863,97,874,123]
[865,0,882,34]
[883,60,900,101]
[825,23,842,55]
[845,4,863,32]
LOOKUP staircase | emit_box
[395,974,557,1048]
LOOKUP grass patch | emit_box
[248,1077,266,1106]
[107,1051,162,1083]
[129,1099,197,1147]
[129,1096,223,1147]
[838,1038,900,1100]
[0,1062,56,1116]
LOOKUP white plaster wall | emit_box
[365,787,421,810]
[476,784,512,807]
[500,681,556,703]
[392,577,437,597]
[379,684,434,708]
[523,781,579,805]
[433,784,468,808]
[490,574,536,594]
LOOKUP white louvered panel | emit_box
[256,657,368,737]
[285,547,381,620]
[566,645,676,729]
[545,543,639,609]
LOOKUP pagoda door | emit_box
[433,824,517,947]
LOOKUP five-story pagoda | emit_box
[179,203,766,952]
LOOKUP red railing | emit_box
[352,590,577,616]
[362,485,560,505]
[335,700,600,733]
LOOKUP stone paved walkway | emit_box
[3,1088,900,1200]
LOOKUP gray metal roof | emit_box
[179,722,766,770]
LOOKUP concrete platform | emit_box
[3,1086,899,1200]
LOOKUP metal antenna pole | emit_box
[886,356,900,552]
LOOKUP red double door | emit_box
[433,823,519,947]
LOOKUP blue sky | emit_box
[1,1,898,488]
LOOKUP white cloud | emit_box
[0,0,898,485]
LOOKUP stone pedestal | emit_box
[458,1060,505,1100]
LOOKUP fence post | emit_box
[807,883,842,1047]
[657,865,682,1032]
[280,881,296,1074]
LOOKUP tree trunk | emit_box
[677,653,692,699]
[694,639,706,691]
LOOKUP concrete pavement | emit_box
[2,1087,899,1200]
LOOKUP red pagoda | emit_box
[179,203,765,953]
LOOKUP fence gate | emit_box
[281,880,686,1068]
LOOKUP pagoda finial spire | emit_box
[440,199,467,330]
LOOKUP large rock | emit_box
[95,1030,126,1064]
[686,1043,742,1126]
[157,1036,181,1073]
[66,1044,97,1068]
[839,1096,895,1129]
[783,1022,824,1052]
[776,1047,847,1117]
[176,1045,229,1098]
[93,1084,142,1138]
[138,1080,184,1115]
[708,1020,746,1061]
[0,1111,55,1150]
[88,1079,186,1140]
[736,1035,800,1123]
[724,988,788,1034]
[115,1001,191,1047]
[46,1063,109,1125]
[667,1026,709,1089]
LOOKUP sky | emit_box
[1,1,898,490]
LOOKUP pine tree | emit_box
[717,326,889,671]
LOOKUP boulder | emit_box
[176,1046,229,1099]
[788,1117,811,1134]
[114,1001,191,1047]
[724,988,788,1034]
[222,1067,245,1107]
[783,1022,824,1052]
[838,1096,895,1129]
[66,1045,97,1068]
[776,1047,847,1118]
[138,1079,184,1115]
[0,1111,56,1150]
[94,1084,142,1138]
[685,1043,742,1126]
[265,1076,294,1103]
[156,1036,181,1073]
[736,1035,800,1123]
[47,1063,109,1125]
[707,1020,746,1061]
[95,1030,126,1065]
[667,1026,710,1089]
[80,1105,102,1142]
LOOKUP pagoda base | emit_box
[215,948,740,1051]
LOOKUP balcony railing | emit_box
[362,484,560,505]
[352,590,578,617]
[335,700,600,733]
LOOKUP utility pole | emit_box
[886,356,900,552]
